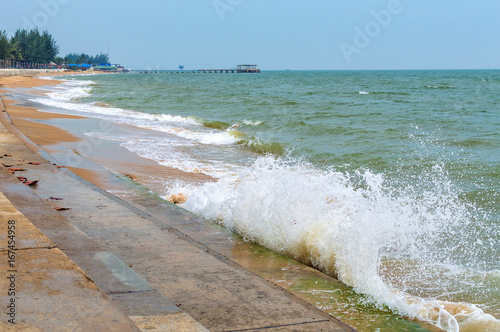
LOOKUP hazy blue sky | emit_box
[2,0,499,70]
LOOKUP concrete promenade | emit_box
[0,98,355,330]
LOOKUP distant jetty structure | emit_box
[137,64,261,74]
[198,64,260,73]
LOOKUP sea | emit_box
[34,70,499,332]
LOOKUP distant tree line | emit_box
[0,28,57,63]
[64,53,110,65]
[0,28,110,66]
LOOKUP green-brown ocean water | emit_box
[35,70,499,331]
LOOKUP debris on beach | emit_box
[54,207,71,211]
[49,197,64,200]
[15,175,39,186]
[167,193,187,205]
[2,163,13,167]
[8,167,26,173]
[28,161,41,165]
[3,154,12,157]
[123,173,139,181]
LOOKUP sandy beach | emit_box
[0,73,87,145]
[0,72,213,194]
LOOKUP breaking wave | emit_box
[169,156,500,331]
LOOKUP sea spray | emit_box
[170,156,500,331]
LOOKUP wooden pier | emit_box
[137,65,260,74]
[198,69,237,73]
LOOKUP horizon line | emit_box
[129,68,500,71]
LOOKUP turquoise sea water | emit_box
[37,70,499,331]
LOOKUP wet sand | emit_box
[0,74,85,146]
[0,73,212,193]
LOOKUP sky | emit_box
[1,0,500,70]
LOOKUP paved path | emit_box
[0,191,141,331]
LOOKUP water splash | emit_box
[170,156,499,331]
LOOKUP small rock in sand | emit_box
[167,193,187,205]
[124,173,138,181]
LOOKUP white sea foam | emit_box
[30,79,241,178]
[38,75,54,80]
[243,119,263,126]
[425,85,458,89]
[169,156,500,332]
[31,81,238,147]
[359,91,370,95]
[120,137,238,178]
[84,130,239,178]
[47,84,93,101]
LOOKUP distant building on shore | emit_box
[93,63,129,72]
[65,63,92,71]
